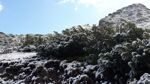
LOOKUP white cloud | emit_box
[74,6,78,11]
[59,0,75,4]
[59,0,150,11]
[0,4,3,12]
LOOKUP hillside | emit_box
[0,3,150,84]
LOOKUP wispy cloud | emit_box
[77,0,102,7]
[59,0,75,4]
[59,0,102,11]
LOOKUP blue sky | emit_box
[0,0,150,34]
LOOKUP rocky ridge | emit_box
[99,4,150,29]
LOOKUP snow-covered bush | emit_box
[37,37,86,58]
[18,45,36,52]
[35,23,150,83]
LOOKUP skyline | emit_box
[0,0,150,34]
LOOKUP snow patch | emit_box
[0,52,36,62]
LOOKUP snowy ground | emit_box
[0,52,37,62]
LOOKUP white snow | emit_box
[83,65,96,73]
[0,52,37,62]
[137,73,150,84]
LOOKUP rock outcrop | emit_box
[99,4,150,29]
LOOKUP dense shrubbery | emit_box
[37,23,144,58]
[0,22,150,83]
[37,36,86,58]
[23,34,47,47]
[36,22,150,83]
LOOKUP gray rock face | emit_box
[99,4,150,29]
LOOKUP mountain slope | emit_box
[99,3,150,29]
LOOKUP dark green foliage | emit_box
[37,23,145,59]
[37,34,87,58]
[37,23,150,83]
[97,51,130,84]
[23,34,46,47]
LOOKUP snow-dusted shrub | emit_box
[113,33,128,44]
[34,23,150,83]
[44,60,60,69]
[128,49,150,79]
[97,50,130,84]
[85,54,98,64]
[18,45,36,52]
[37,34,87,59]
